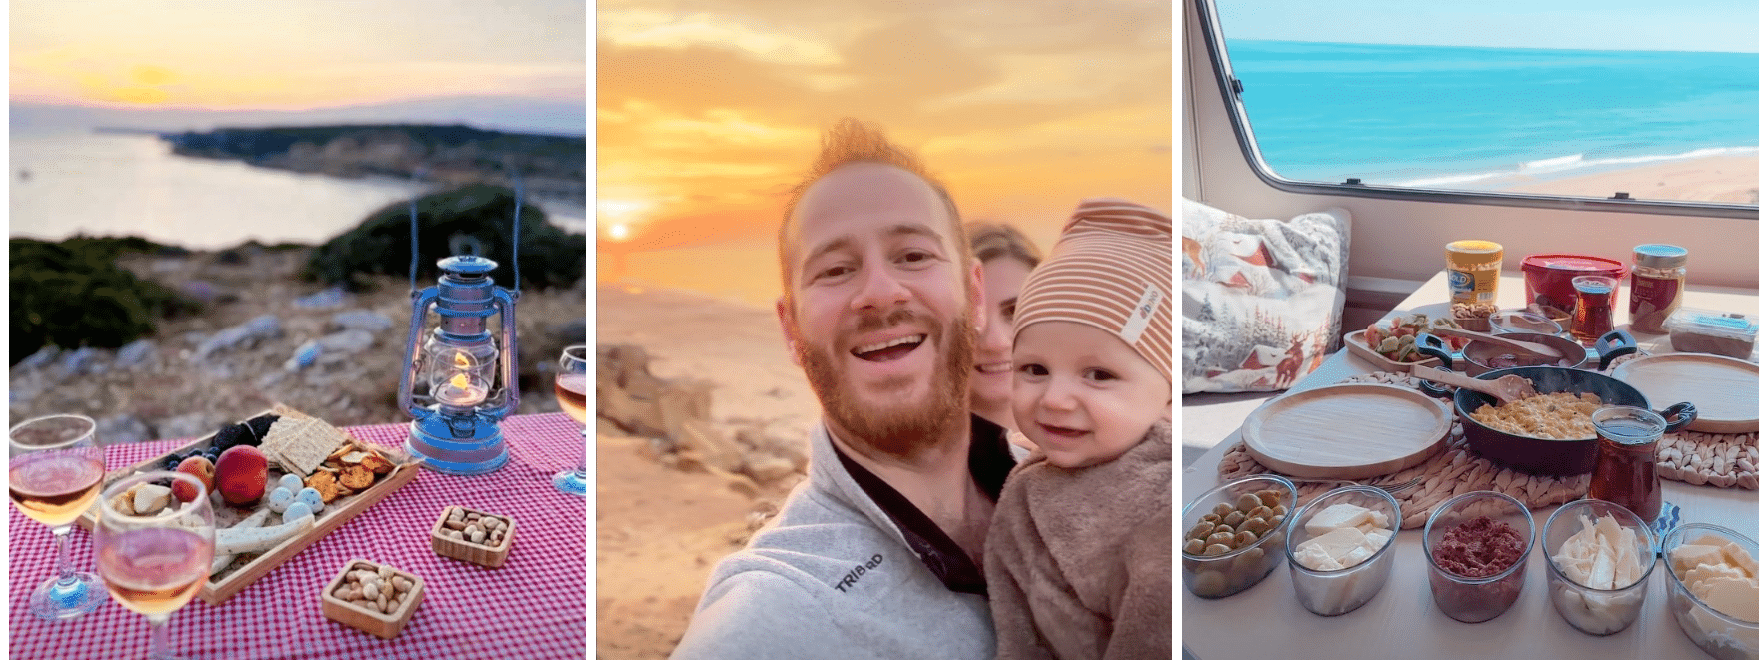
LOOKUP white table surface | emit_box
[1182,271,1761,660]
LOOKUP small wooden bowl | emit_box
[321,559,425,640]
[431,505,515,568]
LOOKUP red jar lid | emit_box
[1520,254,1627,278]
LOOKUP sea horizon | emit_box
[1224,39,1760,189]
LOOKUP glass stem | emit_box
[51,525,76,585]
[148,613,174,660]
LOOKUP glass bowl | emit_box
[1284,485,1400,616]
[1541,499,1656,635]
[1422,490,1535,623]
[1661,523,1759,660]
[1181,475,1296,599]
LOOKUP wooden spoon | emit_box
[1411,364,1540,406]
[1431,327,1566,360]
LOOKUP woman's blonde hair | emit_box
[965,222,1042,269]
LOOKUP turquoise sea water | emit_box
[1224,40,1760,187]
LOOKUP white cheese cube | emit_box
[1304,503,1373,536]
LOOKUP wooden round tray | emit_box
[1242,383,1453,479]
[1612,353,1759,433]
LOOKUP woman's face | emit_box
[971,255,1034,428]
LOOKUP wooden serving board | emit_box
[76,409,420,605]
[1344,329,1443,371]
[1242,383,1453,479]
[1613,353,1760,433]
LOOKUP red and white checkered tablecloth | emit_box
[8,413,587,660]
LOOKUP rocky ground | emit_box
[9,245,586,443]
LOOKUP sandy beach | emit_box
[595,284,818,658]
[1502,155,1759,203]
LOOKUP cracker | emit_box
[361,454,395,475]
[306,471,344,503]
[340,465,376,490]
[260,415,350,476]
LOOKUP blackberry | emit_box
[212,424,252,451]
[244,414,279,443]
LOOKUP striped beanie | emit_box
[1012,198,1172,384]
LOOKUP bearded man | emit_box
[672,119,1016,659]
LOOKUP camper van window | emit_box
[1204,0,1759,208]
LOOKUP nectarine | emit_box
[215,445,269,506]
[173,456,215,503]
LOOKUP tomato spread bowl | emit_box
[1661,523,1759,660]
[1181,475,1296,599]
[1422,490,1534,623]
[1283,485,1401,616]
[1541,499,1657,636]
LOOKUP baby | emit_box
[983,198,1172,660]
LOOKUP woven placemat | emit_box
[1218,369,1760,528]
[1660,429,1759,489]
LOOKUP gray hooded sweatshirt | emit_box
[672,417,1015,660]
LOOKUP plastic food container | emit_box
[1541,499,1656,636]
[1423,490,1534,623]
[1181,475,1296,599]
[1665,308,1759,359]
[1521,254,1627,317]
[1661,523,1759,660]
[1284,485,1400,616]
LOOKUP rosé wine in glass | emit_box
[99,527,214,616]
[8,414,110,620]
[10,453,106,527]
[553,345,588,496]
[96,471,215,660]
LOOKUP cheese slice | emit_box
[1697,575,1760,622]
[1304,503,1373,536]
[1673,543,1729,575]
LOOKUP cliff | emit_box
[159,124,585,203]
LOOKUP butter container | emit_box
[1661,524,1759,660]
[1284,485,1400,616]
[1664,308,1758,359]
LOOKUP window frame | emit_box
[1193,0,1759,221]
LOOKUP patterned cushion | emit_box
[1181,200,1351,393]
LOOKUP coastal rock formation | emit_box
[596,342,807,493]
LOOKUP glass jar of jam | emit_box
[1588,406,1665,522]
[1629,244,1688,334]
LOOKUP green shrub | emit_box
[304,184,585,291]
[10,238,197,365]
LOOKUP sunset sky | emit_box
[11,0,586,109]
[597,0,1173,304]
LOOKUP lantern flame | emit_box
[450,372,470,389]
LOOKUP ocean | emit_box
[1222,40,1760,188]
[9,132,587,250]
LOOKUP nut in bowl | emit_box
[1660,523,1759,660]
[1542,499,1657,636]
[320,559,425,640]
[1284,485,1400,616]
[1182,475,1295,598]
[1422,490,1534,623]
[432,505,516,568]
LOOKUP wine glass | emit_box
[552,344,589,496]
[8,414,111,620]
[95,471,215,660]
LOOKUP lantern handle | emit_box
[504,156,523,296]
[408,165,429,296]
[396,287,441,417]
